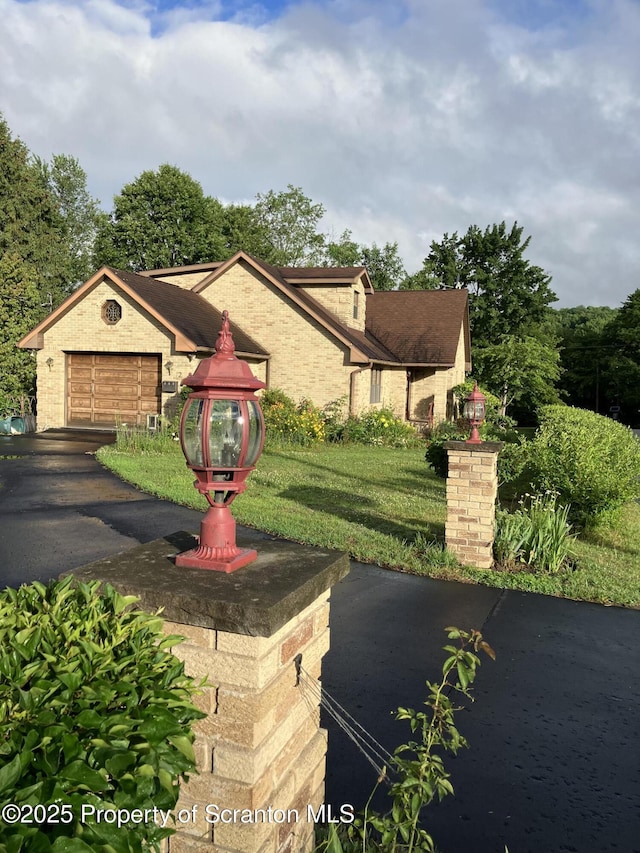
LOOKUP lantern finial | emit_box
[215,310,235,356]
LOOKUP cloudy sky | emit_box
[1,0,639,308]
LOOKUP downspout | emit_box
[349,363,373,417]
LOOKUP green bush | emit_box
[424,417,525,482]
[0,578,204,852]
[342,407,421,448]
[525,405,640,523]
[261,389,325,445]
[494,492,576,573]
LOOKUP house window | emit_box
[370,367,382,404]
[353,291,360,320]
[102,300,122,325]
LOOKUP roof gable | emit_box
[18,267,267,357]
[365,289,471,366]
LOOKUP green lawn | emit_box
[97,440,640,608]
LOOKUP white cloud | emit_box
[1,0,640,307]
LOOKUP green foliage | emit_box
[526,405,640,523]
[253,184,326,266]
[316,628,495,853]
[494,492,576,574]
[547,306,617,415]
[0,577,204,851]
[423,421,463,478]
[94,164,226,271]
[324,232,406,290]
[425,383,522,482]
[39,154,103,289]
[261,391,419,449]
[342,407,421,448]
[402,222,556,346]
[600,289,640,424]
[472,335,562,417]
[261,389,326,445]
[360,242,406,291]
[0,254,41,397]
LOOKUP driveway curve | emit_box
[0,431,639,853]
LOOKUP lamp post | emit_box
[176,311,265,572]
[463,382,486,444]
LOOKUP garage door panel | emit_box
[93,383,139,397]
[67,353,161,427]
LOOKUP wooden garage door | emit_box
[67,353,161,427]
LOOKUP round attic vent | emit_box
[102,300,122,325]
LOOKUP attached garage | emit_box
[66,353,161,428]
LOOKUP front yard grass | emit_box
[97,441,640,608]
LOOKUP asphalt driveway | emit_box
[0,431,638,853]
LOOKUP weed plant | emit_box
[316,628,495,853]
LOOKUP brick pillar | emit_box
[69,531,349,853]
[443,440,503,569]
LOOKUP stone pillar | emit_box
[443,441,503,569]
[69,530,349,853]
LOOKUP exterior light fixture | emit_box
[176,311,265,572]
[463,382,486,444]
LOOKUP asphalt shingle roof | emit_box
[365,289,470,365]
[111,268,267,356]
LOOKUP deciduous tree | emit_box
[94,164,226,271]
[402,222,556,345]
[473,335,562,418]
[252,184,326,266]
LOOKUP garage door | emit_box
[67,353,161,428]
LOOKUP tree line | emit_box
[1,112,638,426]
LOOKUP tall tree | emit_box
[401,222,556,344]
[252,185,326,266]
[0,253,41,404]
[40,154,103,288]
[0,114,70,305]
[601,290,640,424]
[548,306,618,414]
[324,230,406,290]
[360,242,406,291]
[94,164,227,271]
[221,202,272,259]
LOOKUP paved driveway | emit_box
[0,431,638,853]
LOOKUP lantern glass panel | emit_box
[209,400,243,467]
[182,398,205,466]
[245,400,263,466]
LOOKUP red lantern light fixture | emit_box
[463,382,486,444]
[176,311,265,572]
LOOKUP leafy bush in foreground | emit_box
[0,578,204,852]
[525,405,640,523]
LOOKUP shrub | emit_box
[342,407,421,448]
[0,578,204,851]
[494,492,576,574]
[424,421,463,478]
[525,405,640,523]
[261,389,325,446]
[424,417,525,482]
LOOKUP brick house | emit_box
[18,251,471,430]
